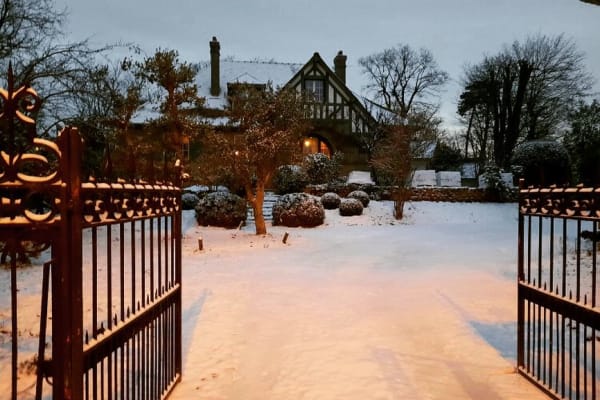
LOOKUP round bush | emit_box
[194,191,247,228]
[339,198,363,216]
[303,152,342,184]
[181,192,200,210]
[320,192,341,209]
[347,190,370,207]
[511,140,571,186]
[272,164,308,195]
[272,193,325,227]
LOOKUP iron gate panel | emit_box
[518,183,600,399]
[0,71,182,399]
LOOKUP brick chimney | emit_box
[210,36,220,96]
[334,50,347,84]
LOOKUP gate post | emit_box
[516,179,525,369]
[52,127,84,400]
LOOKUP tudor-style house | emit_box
[195,37,377,173]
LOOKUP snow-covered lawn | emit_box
[0,200,549,399]
[170,201,547,399]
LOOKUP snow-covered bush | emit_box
[303,152,343,184]
[181,192,200,210]
[480,164,512,201]
[272,164,308,195]
[511,140,571,186]
[320,192,341,209]
[272,193,325,227]
[194,191,247,228]
[339,198,363,216]
[347,190,370,207]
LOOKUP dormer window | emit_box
[305,79,324,102]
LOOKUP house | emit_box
[195,36,377,173]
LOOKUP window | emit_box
[181,135,190,160]
[304,79,324,102]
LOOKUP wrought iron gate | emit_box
[518,182,600,399]
[1,70,182,399]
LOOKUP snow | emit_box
[346,170,374,185]
[196,60,303,109]
[1,201,549,399]
[169,201,547,399]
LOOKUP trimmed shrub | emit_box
[347,190,370,207]
[320,192,341,209]
[272,193,325,227]
[339,198,363,216]
[182,192,200,210]
[272,165,308,195]
[511,140,571,186]
[195,191,247,228]
[303,152,343,184]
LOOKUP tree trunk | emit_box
[253,181,267,235]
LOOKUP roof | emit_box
[196,60,302,109]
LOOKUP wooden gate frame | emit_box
[1,69,182,399]
[518,181,599,399]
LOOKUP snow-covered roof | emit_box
[131,59,302,124]
[196,60,302,109]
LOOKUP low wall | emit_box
[409,187,494,202]
[305,184,516,202]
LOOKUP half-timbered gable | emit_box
[286,52,375,137]
[286,52,376,170]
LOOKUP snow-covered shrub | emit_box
[511,140,571,186]
[181,192,200,210]
[339,198,363,216]
[194,191,247,228]
[320,192,341,209]
[303,152,343,184]
[272,164,308,195]
[272,193,325,227]
[480,164,512,201]
[347,190,370,207]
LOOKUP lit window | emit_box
[181,135,190,160]
[305,79,324,102]
[302,136,331,157]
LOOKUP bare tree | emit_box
[359,44,449,120]
[0,0,116,135]
[458,33,594,169]
[201,84,310,235]
[68,61,148,179]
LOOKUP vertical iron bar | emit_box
[10,255,17,400]
[92,227,98,334]
[120,222,125,321]
[107,227,113,400]
[518,200,525,368]
[577,219,582,302]
[550,217,555,293]
[158,217,162,294]
[543,303,547,385]
[528,215,532,283]
[538,217,543,288]
[131,220,136,313]
[563,219,567,297]
[141,219,146,308]
[150,219,155,300]
[35,260,51,400]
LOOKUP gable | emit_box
[286,52,376,136]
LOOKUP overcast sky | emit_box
[57,0,600,131]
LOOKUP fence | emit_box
[0,69,182,399]
[518,182,600,399]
